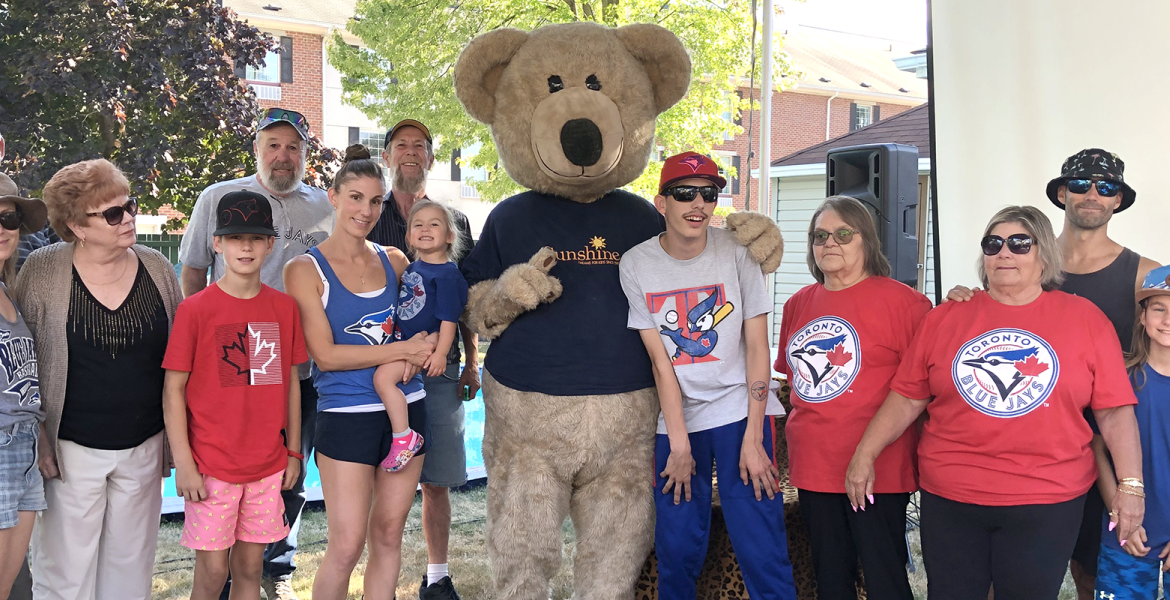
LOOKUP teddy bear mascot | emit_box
[453,22,784,600]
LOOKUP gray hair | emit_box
[976,205,1064,291]
[406,200,464,263]
[806,196,891,284]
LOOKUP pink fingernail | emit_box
[1109,522,1116,532]
[1122,540,1127,546]
[868,494,875,504]
[852,505,857,512]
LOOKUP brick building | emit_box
[711,26,926,213]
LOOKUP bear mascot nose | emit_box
[560,118,604,167]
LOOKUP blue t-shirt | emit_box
[396,260,469,340]
[1102,364,1170,558]
[462,190,665,396]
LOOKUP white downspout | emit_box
[825,91,839,140]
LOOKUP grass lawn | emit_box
[151,486,1077,599]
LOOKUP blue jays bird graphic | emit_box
[961,347,1048,400]
[343,306,397,345]
[790,334,853,387]
[659,292,734,361]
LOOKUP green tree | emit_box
[0,0,338,229]
[330,0,796,201]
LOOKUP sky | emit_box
[777,0,928,46]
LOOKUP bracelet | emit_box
[1118,486,1146,498]
[1119,478,1145,488]
[287,449,304,460]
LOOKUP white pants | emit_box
[31,432,164,600]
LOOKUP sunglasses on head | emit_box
[664,186,720,203]
[981,233,1033,256]
[86,198,138,226]
[0,208,22,232]
[1066,178,1121,197]
[811,228,859,246]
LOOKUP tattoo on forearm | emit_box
[751,381,767,402]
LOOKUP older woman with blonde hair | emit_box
[846,205,1144,599]
[16,159,182,600]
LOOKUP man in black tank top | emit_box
[948,148,1160,599]
[1048,149,1160,599]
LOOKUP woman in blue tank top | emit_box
[284,146,435,600]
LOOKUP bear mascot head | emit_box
[454,22,691,202]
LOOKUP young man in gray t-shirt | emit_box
[618,152,795,600]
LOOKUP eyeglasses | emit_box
[981,233,1033,256]
[86,198,138,226]
[664,186,720,203]
[258,108,309,131]
[0,209,22,232]
[811,228,859,246]
[1066,179,1121,197]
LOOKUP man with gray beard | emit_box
[178,108,334,600]
[367,119,478,600]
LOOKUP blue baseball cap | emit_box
[1137,265,1170,303]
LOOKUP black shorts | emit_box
[314,401,429,466]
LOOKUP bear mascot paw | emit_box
[454,22,784,600]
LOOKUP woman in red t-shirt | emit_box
[846,205,1144,599]
[776,196,930,600]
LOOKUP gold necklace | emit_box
[78,252,131,287]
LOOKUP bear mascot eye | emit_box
[585,74,602,91]
[547,75,565,93]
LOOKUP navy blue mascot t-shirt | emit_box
[462,190,665,396]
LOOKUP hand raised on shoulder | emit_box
[465,247,563,339]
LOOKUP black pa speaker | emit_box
[826,143,920,287]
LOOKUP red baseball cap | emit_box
[659,152,726,195]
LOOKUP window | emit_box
[851,104,874,131]
[246,49,281,83]
[359,131,386,165]
[714,153,739,207]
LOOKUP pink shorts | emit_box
[180,470,289,552]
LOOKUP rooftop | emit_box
[781,26,928,101]
[772,102,930,166]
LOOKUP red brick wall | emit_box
[713,88,920,213]
[257,32,324,138]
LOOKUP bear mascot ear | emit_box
[613,23,692,115]
[453,28,531,125]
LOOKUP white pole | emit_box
[759,0,775,346]
[758,0,773,219]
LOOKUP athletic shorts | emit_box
[315,401,429,467]
[419,363,468,487]
[181,470,289,552]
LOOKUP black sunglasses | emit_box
[811,228,859,246]
[258,108,309,130]
[1066,179,1121,197]
[664,186,720,203]
[0,208,22,232]
[981,233,1033,256]
[86,198,138,226]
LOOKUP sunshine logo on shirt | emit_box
[786,316,861,403]
[951,328,1060,418]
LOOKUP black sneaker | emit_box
[419,575,461,600]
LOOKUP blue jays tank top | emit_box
[308,244,425,412]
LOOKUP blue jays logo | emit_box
[397,271,426,321]
[343,306,397,345]
[679,154,707,172]
[786,317,860,402]
[647,285,734,365]
[0,331,38,408]
[951,328,1060,418]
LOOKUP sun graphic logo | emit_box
[951,328,1060,418]
[590,236,606,250]
[785,316,861,402]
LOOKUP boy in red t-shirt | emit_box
[162,190,308,600]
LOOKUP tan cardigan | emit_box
[13,243,182,480]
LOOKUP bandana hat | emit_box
[1045,148,1136,213]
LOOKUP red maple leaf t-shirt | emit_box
[776,276,932,493]
[163,284,308,483]
[892,290,1136,506]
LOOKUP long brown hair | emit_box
[1127,297,1164,390]
[806,195,890,284]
